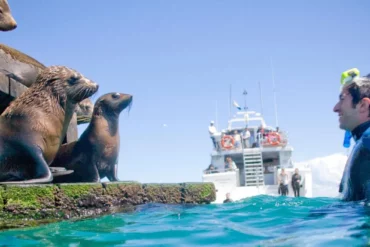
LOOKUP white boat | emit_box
[202,110,313,203]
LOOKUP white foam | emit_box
[294,153,348,198]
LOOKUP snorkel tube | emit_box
[340,68,360,148]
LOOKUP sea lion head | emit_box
[94,92,133,117]
[0,0,17,31]
[35,65,99,107]
[75,98,94,124]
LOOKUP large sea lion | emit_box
[0,0,17,32]
[0,44,94,123]
[0,65,99,184]
[50,92,133,183]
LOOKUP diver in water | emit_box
[334,75,370,201]
[223,193,233,203]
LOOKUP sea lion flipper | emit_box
[50,167,74,177]
[107,164,120,182]
[0,147,52,184]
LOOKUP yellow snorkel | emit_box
[341,68,360,148]
[341,68,360,87]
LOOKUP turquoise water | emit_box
[0,195,369,246]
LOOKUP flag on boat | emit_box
[233,100,242,110]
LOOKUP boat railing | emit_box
[203,167,239,175]
[213,130,288,152]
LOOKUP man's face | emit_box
[333,88,361,131]
[295,168,298,174]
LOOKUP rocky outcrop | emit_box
[0,182,216,230]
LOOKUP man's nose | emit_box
[333,102,340,112]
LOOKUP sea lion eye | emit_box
[112,93,120,99]
[68,76,80,85]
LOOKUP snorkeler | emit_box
[223,193,233,203]
[334,71,370,201]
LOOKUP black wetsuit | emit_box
[339,121,370,201]
[292,173,301,197]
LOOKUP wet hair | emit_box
[347,76,370,116]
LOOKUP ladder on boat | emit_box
[243,150,264,187]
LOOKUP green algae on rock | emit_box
[0,182,216,231]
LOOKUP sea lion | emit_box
[50,92,133,183]
[0,65,99,184]
[74,98,94,124]
[0,44,94,123]
[0,0,17,32]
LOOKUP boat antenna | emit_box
[229,84,232,118]
[243,89,248,111]
[215,100,218,129]
[270,57,279,128]
[258,81,264,116]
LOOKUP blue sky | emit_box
[3,1,370,183]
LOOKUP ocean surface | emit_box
[1,195,370,247]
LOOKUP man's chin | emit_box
[339,123,352,131]
[339,123,347,130]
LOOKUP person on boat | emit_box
[256,125,265,147]
[291,168,302,197]
[242,126,251,148]
[334,75,370,201]
[223,193,233,203]
[233,130,241,149]
[205,164,218,174]
[278,168,289,196]
[208,121,218,150]
[225,156,237,171]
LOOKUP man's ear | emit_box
[359,97,370,114]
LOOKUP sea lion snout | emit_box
[68,76,99,103]
[0,0,17,31]
[116,93,133,111]
[0,15,17,31]
[81,77,99,89]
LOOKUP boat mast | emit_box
[270,57,279,128]
[229,84,232,118]
[258,81,264,116]
[215,100,218,129]
[243,89,248,111]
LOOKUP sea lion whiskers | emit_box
[127,99,133,115]
[68,85,98,104]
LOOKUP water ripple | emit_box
[0,195,369,246]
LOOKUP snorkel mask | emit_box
[341,68,360,148]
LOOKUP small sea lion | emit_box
[50,92,133,183]
[74,98,94,124]
[0,65,99,184]
[0,44,94,123]
[0,0,17,32]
